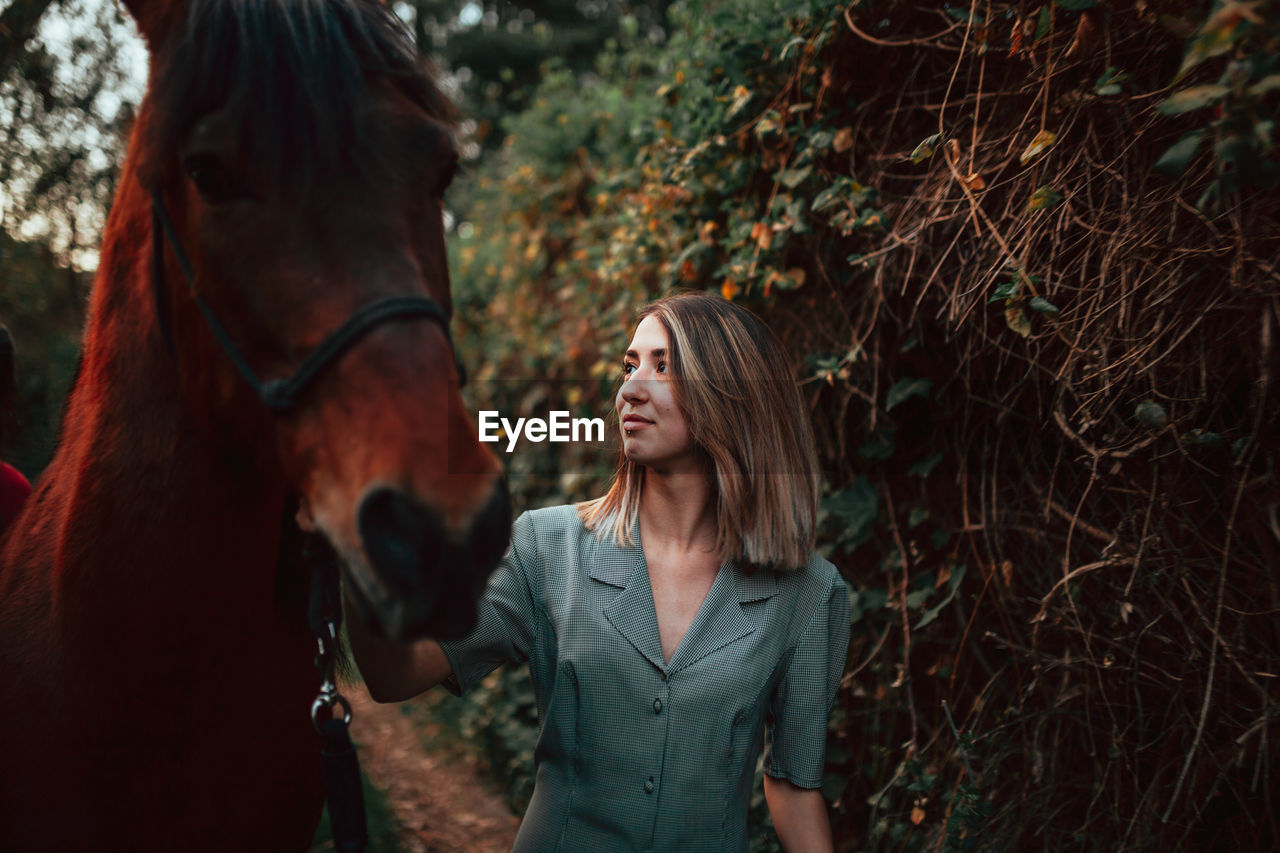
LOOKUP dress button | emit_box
[644,777,655,794]
[653,698,663,714]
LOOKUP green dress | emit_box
[439,505,850,852]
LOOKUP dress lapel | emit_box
[592,523,782,676]
[666,562,778,675]
[596,543,668,673]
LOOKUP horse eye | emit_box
[183,155,238,204]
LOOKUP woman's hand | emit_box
[344,592,454,703]
[764,774,834,853]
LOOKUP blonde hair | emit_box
[578,292,819,571]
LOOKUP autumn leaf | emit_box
[721,278,738,301]
[833,126,854,153]
[910,133,942,164]
[751,222,772,250]
[1027,186,1062,211]
[1020,130,1057,165]
[1005,305,1033,337]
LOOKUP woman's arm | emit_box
[344,591,453,703]
[764,774,834,853]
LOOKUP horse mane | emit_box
[143,0,454,195]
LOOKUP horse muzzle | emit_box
[348,479,511,640]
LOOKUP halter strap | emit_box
[149,188,466,415]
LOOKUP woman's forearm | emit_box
[764,774,834,853]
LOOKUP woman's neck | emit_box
[638,468,717,555]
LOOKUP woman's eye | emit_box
[657,362,667,374]
[622,362,636,376]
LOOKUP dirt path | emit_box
[344,683,520,853]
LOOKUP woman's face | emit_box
[616,315,698,474]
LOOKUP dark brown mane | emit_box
[144,0,454,195]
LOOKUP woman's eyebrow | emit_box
[624,348,667,359]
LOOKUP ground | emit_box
[314,683,520,853]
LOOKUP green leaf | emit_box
[811,181,846,212]
[910,133,942,164]
[915,565,967,631]
[1054,0,1097,9]
[908,451,944,478]
[778,166,812,188]
[857,430,896,461]
[1029,296,1060,318]
[1179,9,1253,77]
[822,478,878,538]
[886,377,933,411]
[1181,429,1223,446]
[1034,5,1052,42]
[1155,130,1206,177]
[908,507,929,528]
[1093,66,1128,96]
[1027,185,1063,211]
[905,588,931,609]
[780,36,807,60]
[849,586,888,623]
[808,129,834,150]
[987,280,1020,304]
[1249,75,1280,96]
[1134,400,1169,429]
[1157,85,1229,115]
[945,7,983,23]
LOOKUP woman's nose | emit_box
[620,375,649,404]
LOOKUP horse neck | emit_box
[17,167,289,622]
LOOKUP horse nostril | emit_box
[357,487,444,593]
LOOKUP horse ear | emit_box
[120,0,183,48]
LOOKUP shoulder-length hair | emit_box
[578,292,820,571]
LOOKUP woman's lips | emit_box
[623,415,652,429]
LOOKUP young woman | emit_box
[348,292,850,852]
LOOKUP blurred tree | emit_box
[0,0,141,266]
[0,0,138,478]
[397,0,672,150]
[0,0,58,81]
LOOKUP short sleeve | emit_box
[764,569,851,789]
[438,510,539,696]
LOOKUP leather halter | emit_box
[149,188,466,415]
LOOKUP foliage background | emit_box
[3,0,1279,850]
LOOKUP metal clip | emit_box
[311,687,353,732]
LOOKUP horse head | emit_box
[123,0,509,640]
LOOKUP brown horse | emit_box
[0,0,509,848]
